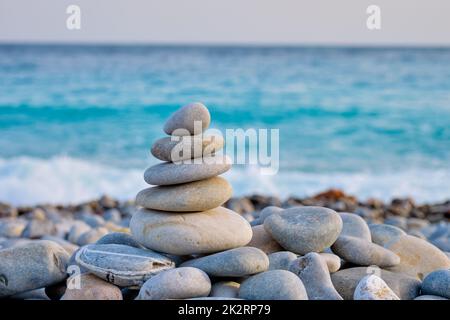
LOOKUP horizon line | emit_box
[1,40,450,49]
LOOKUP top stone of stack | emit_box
[163,102,211,136]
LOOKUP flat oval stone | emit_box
[144,155,231,186]
[331,267,421,300]
[180,247,269,277]
[164,102,211,136]
[289,252,342,300]
[151,134,224,162]
[136,177,232,212]
[331,235,400,267]
[353,275,399,300]
[339,212,371,241]
[268,251,298,271]
[238,270,308,300]
[264,206,342,255]
[247,225,283,254]
[75,244,175,287]
[421,269,450,299]
[61,273,123,300]
[369,223,406,246]
[136,267,211,300]
[0,240,69,298]
[130,207,252,255]
[384,235,450,279]
[210,281,240,298]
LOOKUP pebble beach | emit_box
[0,102,449,301]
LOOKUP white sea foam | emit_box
[0,156,449,206]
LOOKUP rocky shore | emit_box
[0,102,449,300]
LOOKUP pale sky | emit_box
[0,0,449,45]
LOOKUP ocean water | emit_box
[0,44,450,205]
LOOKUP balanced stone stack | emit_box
[130,102,253,256]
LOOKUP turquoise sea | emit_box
[1,45,450,205]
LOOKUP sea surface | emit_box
[1,44,450,205]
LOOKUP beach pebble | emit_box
[210,281,240,298]
[258,206,284,223]
[130,207,252,255]
[0,240,69,298]
[407,218,429,230]
[264,206,342,255]
[331,235,400,267]
[40,235,79,255]
[369,223,406,246]
[384,235,450,279]
[80,214,105,228]
[353,275,399,300]
[103,209,122,224]
[22,219,56,238]
[96,232,142,248]
[0,218,27,238]
[414,295,449,300]
[339,212,371,241]
[331,267,421,300]
[67,221,92,244]
[136,267,211,300]
[143,155,231,186]
[75,244,175,287]
[163,102,211,136]
[180,247,268,277]
[61,273,122,300]
[268,251,298,270]
[319,252,341,273]
[136,177,232,212]
[420,269,450,299]
[76,227,109,246]
[0,202,18,218]
[238,270,308,300]
[247,225,283,254]
[289,253,342,300]
[384,216,408,230]
[151,134,224,162]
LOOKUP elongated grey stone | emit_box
[331,235,400,267]
[143,155,231,186]
[180,247,269,277]
[289,253,343,300]
[135,177,232,212]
